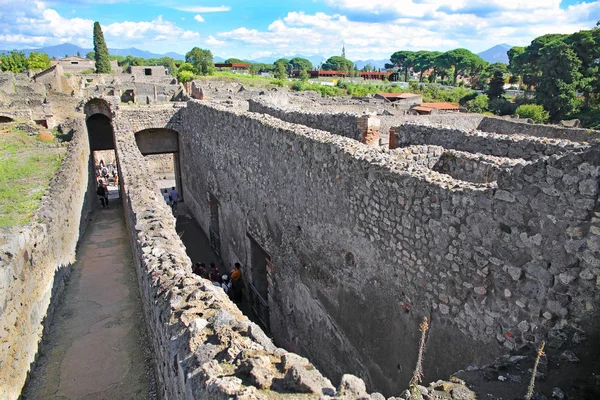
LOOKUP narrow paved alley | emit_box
[21,204,156,400]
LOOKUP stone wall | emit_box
[431,150,524,184]
[145,153,174,176]
[0,117,93,399]
[111,105,379,399]
[178,101,600,396]
[389,123,588,160]
[248,99,380,145]
[477,116,600,143]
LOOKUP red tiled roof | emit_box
[420,102,459,110]
[378,92,419,99]
[412,106,434,112]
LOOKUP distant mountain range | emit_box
[0,43,188,61]
[477,44,512,64]
[1,43,511,66]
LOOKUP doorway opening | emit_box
[208,193,221,256]
[93,150,120,203]
[247,233,271,332]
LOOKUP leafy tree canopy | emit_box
[185,47,214,75]
[289,57,313,71]
[321,56,353,72]
[224,58,246,64]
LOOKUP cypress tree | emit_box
[93,22,111,73]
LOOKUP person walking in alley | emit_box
[162,189,172,207]
[97,181,107,208]
[169,186,179,212]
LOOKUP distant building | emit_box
[127,65,168,77]
[214,63,250,72]
[411,102,460,115]
[374,92,422,104]
[360,71,392,81]
[50,56,119,73]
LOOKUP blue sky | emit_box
[1,0,599,60]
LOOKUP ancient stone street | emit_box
[21,204,156,400]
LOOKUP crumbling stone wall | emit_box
[178,101,600,396]
[111,105,379,399]
[390,123,588,160]
[249,98,380,145]
[0,117,93,400]
[431,150,523,184]
[477,116,600,143]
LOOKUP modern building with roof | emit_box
[411,102,460,115]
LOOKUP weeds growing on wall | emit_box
[408,317,429,399]
[525,341,545,400]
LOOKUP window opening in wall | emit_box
[71,61,79,64]
[144,68,152,76]
[209,193,221,256]
[247,233,271,332]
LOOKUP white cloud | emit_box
[205,35,226,46]
[194,14,205,22]
[0,1,200,53]
[174,5,231,12]
[215,1,600,59]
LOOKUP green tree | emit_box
[248,64,258,76]
[535,39,582,120]
[185,47,214,75]
[85,51,95,60]
[93,22,111,73]
[390,50,416,81]
[413,51,442,82]
[516,104,550,123]
[177,70,195,83]
[565,29,599,106]
[274,60,287,79]
[27,51,51,71]
[466,94,489,113]
[0,50,28,72]
[321,56,353,72]
[298,69,309,81]
[289,57,313,71]
[486,70,506,100]
[224,58,246,64]
[273,58,290,72]
[435,48,487,86]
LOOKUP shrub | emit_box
[489,98,517,116]
[515,104,550,123]
[177,70,195,83]
[466,94,489,113]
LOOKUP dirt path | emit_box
[21,204,157,400]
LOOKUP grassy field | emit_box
[0,124,66,228]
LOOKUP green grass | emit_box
[0,126,65,227]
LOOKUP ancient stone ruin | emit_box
[1,76,599,399]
